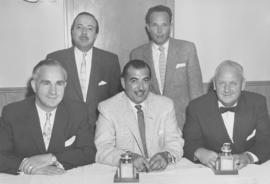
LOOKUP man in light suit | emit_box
[0,59,96,175]
[95,60,184,172]
[183,60,270,170]
[47,12,122,127]
[130,5,203,130]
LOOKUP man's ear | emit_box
[241,78,246,91]
[213,80,216,91]
[121,78,125,89]
[30,79,36,93]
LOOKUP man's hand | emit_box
[149,152,169,171]
[20,154,55,174]
[233,153,252,170]
[33,166,65,175]
[195,148,218,169]
[129,152,150,172]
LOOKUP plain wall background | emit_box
[1,0,270,87]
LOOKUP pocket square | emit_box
[65,136,76,147]
[176,63,186,69]
[98,80,107,86]
[246,130,256,141]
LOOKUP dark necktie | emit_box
[135,105,149,158]
[219,106,237,114]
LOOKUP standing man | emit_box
[0,59,96,175]
[183,60,270,170]
[130,5,203,129]
[47,12,122,126]
[95,60,184,172]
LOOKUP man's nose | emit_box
[49,84,57,95]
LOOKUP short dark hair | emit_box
[145,5,172,24]
[121,60,151,79]
[71,12,99,34]
[32,59,67,81]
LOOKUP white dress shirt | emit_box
[74,47,93,98]
[151,40,169,94]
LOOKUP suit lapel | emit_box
[122,94,144,154]
[232,95,249,148]
[48,102,67,152]
[26,98,46,153]
[208,93,233,145]
[164,38,177,94]
[67,47,84,100]
[86,47,100,103]
[143,44,161,95]
[143,94,155,152]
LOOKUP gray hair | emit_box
[214,60,244,81]
[32,59,67,81]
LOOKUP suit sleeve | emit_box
[183,104,204,162]
[0,108,23,174]
[94,104,125,166]
[54,111,96,169]
[248,97,270,163]
[161,102,184,162]
[187,43,204,100]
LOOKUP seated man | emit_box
[95,60,184,172]
[0,59,96,175]
[183,60,270,170]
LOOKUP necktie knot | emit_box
[219,106,237,114]
[158,46,165,52]
[135,104,142,111]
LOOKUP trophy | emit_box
[114,152,139,182]
[214,143,238,175]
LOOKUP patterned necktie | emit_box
[79,52,87,102]
[158,46,166,93]
[135,105,148,158]
[43,112,52,150]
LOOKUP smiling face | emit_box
[71,14,98,52]
[146,11,171,45]
[214,65,245,107]
[121,66,150,104]
[31,65,66,112]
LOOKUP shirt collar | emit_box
[74,46,92,56]
[218,101,238,108]
[126,96,146,110]
[35,103,57,116]
[151,40,169,51]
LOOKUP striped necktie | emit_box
[43,112,52,150]
[79,52,87,102]
[158,46,166,93]
[135,105,148,158]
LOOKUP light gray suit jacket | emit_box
[130,38,203,129]
[95,92,184,166]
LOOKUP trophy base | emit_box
[213,169,238,175]
[113,171,139,183]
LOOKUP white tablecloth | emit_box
[1,158,270,184]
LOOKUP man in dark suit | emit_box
[47,12,122,126]
[0,59,96,175]
[130,5,203,129]
[183,60,270,170]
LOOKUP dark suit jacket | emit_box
[47,47,122,126]
[183,91,270,164]
[130,38,203,129]
[0,97,96,174]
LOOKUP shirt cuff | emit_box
[246,152,259,163]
